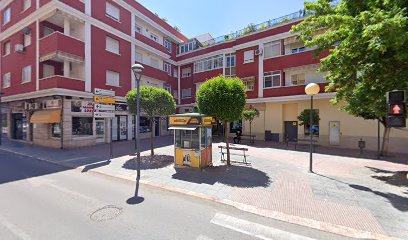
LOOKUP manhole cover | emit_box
[90,205,122,222]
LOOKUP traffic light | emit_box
[386,90,406,128]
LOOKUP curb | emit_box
[0,147,399,240]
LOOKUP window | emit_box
[164,63,171,75]
[43,64,55,78]
[178,41,196,54]
[291,47,306,54]
[242,77,255,91]
[181,67,191,78]
[3,8,11,25]
[23,0,31,11]
[106,2,120,21]
[244,50,254,63]
[164,39,172,53]
[106,36,119,54]
[150,34,158,42]
[135,51,143,63]
[173,68,178,78]
[150,58,159,69]
[72,117,93,136]
[181,88,192,99]
[22,65,32,83]
[43,26,54,37]
[225,53,236,77]
[173,90,178,99]
[106,70,120,86]
[139,117,151,133]
[303,109,319,137]
[194,55,223,73]
[264,71,281,88]
[24,33,31,47]
[164,84,171,93]
[52,123,61,138]
[135,25,142,34]
[2,72,11,88]
[3,41,10,56]
[291,73,305,86]
[264,41,281,59]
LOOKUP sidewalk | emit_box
[1,137,407,239]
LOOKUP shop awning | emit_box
[168,126,197,131]
[30,109,61,124]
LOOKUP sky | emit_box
[136,0,307,39]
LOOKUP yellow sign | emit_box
[202,117,216,126]
[169,117,191,125]
[94,96,116,104]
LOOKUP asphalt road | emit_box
[0,149,354,240]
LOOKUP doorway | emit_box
[12,113,27,140]
[329,121,340,145]
[284,121,298,142]
[95,119,105,143]
[155,117,160,137]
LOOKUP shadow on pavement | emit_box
[82,160,111,173]
[172,165,271,188]
[349,184,408,212]
[122,155,173,170]
[366,166,408,187]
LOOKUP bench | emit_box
[287,138,319,152]
[240,134,256,144]
[218,146,249,164]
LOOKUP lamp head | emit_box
[305,83,320,96]
[131,64,144,74]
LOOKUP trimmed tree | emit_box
[126,86,176,156]
[292,0,408,155]
[242,108,260,138]
[196,75,246,165]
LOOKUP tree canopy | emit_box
[196,75,246,165]
[126,86,176,156]
[297,109,320,127]
[292,0,408,154]
[242,108,260,123]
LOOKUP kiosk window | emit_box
[175,129,200,150]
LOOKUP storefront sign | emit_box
[94,88,115,97]
[43,99,62,109]
[71,101,94,113]
[169,115,216,126]
[94,112,115,118]
[115,104,128,112]
[94,96,116,104]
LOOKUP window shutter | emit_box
[106,70,120,86]
[106,36,119,54]
[244,50,254,63]
[106,2,120,21]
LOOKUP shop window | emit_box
[139,117,151,133]
[52,123,61,138]
[1,113,7,134]
[72,117,93,136]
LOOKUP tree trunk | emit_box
[224,121,231,165]
[249,121,252,137]
[150,119,154,156]
[380,126,391,156]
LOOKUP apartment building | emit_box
[1,0,406,152]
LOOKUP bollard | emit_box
[358,138,366,155]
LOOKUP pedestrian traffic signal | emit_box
[386,90,406,128]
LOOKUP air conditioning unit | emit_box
[255,49,263,55]
[15,44,25,53]
[22,27,32,35]
[25,103,41,110]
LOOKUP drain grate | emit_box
[90,205,123,222]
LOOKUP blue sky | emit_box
[136,0,307,39]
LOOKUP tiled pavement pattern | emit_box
[1,137,407,239]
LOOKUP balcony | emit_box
[40,32,85,61]
[137,62,169,82]
[263,82,328,98]
[135,33,169,55]
[39,76,85,91]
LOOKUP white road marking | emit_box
[60,157,89,162]
[210,213,316,240]
[0,214,32,240]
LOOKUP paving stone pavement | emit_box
[1,137,407,239]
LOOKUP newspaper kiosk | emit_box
[169,113,215,169]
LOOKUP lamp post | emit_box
[305,83,320,173]
[131,63,144,194]
[0,92,4,146]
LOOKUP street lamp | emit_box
[131,63,144,196]
[305,83,320,173]
[0,92,4,146]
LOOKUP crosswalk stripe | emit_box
[210,213,316,240]
[0,214,32,240]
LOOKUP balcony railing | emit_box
[39,32,85,60]
[39,75,85,91]
[135,33,169,54]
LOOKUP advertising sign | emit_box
[43,99,62,109]
[71,101,94,113]
[94,88,115,97]
[94,96,116,104]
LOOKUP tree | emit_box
[126,86,176,156]
[196,75,246,165]
[242,108,260,138]
[173,26,181,32]
[297,109,320,135]
[292,0,408,155]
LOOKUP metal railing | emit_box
[200,10,310,47]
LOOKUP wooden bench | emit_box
[240,134,256,144]
[287,138,319,152]
[218,146,249,164]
